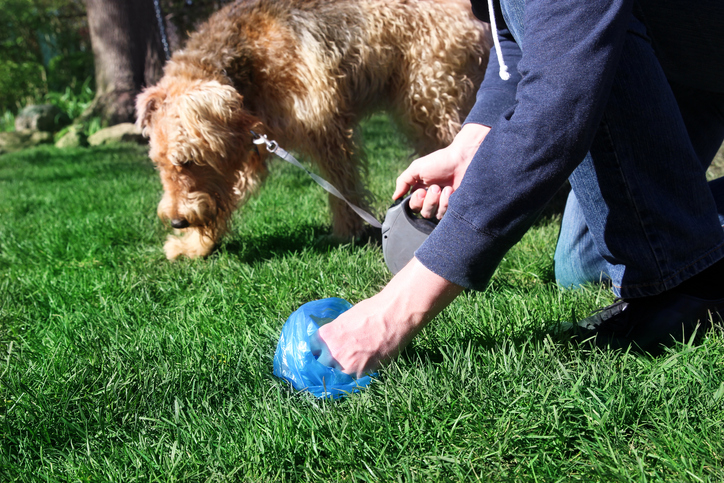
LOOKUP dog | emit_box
[136,0,491,259]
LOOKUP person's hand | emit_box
[315,259,463,378]
[393,123,490,219]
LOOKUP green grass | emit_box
[1,116,723,482]
[0,110,13,132]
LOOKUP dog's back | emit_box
[168,0,490,150]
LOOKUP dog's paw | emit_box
[163,236,188,260]
[163,230,216,259]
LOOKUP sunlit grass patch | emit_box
[1,117,723,482]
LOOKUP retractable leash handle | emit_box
[250,131,435,273]
[381,195,438,274]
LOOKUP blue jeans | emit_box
[554,68,724,297]
[498,0,724,298]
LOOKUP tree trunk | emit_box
[83,0,167,125]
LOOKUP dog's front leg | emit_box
[310,127,373,240]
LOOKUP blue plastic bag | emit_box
[273,297,374,399]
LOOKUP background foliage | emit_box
[0,0,231,122]
[0,0,93,114]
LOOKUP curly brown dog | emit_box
[136,0,490,259]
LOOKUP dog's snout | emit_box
[171,218,190,229]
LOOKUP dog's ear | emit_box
[136,85,166,135]
[176,81,251,158]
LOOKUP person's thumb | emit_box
[309,330,343,372]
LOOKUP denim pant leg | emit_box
[554,184,613,290]
[555,83,724,293]
[497,0,724,297]
[554,21,724,298]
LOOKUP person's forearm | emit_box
[449,123,490,163]
[316,258,463,378]
[377,257,464,332]
[463,24,522,128]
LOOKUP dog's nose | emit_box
[171,218,190,229]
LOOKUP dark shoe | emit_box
[571,293,724,354]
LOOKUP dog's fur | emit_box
[137,0,491,259]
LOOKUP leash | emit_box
[251,131,382,229]
[152,0,171,61]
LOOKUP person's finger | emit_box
[393,167,418,200]
[420,185,441,219]
[309,328,323,356]
[437,186,453,220]
[309,330,343,371]
[408,188,427,212]
[316,350,343,372]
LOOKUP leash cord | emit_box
[152,0,171,61]
[251,131,382,229]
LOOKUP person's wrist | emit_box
[379,258,464,333]
[451,123,490,160]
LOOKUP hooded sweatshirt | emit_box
[414,0,724,291]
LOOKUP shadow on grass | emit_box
[534,181,570,226]
[397,281,605,366]
[399,311,724,369]
[221,223,382,264]
[0,144,155,182]
[398,325,573,367]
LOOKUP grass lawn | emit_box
[1,115,723,482]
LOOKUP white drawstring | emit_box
[487,0,511,80]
